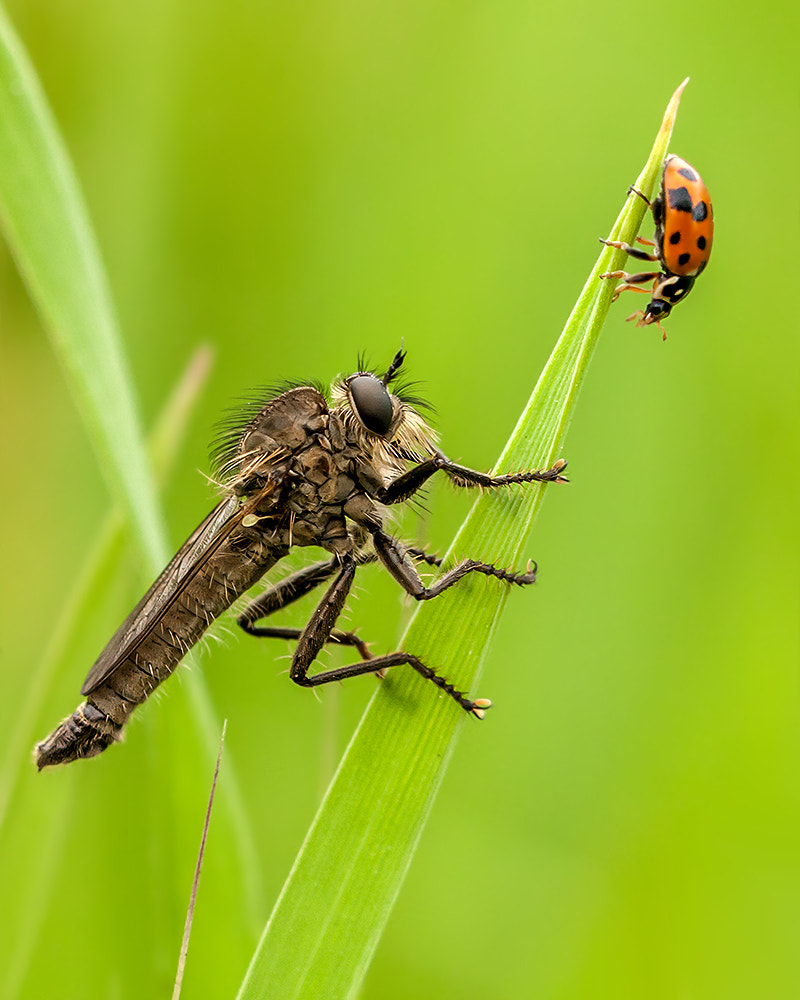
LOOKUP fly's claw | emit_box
[518,559,538,585]
[469,697,493,720]
[519,459,569,484]
[430,671,492,720]
[504,563,534,586]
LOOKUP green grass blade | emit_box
[237,80,689,1000]
[0,346,213,836]
[0,6,267,961]
[173,720,228,1000]
[0,4,164,568]
[0,348,219,992]
[0,8,263,911]
[0,344,265,992]
[2,773,76,1000]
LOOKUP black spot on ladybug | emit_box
[692,201,708,222]
[678,252,691,268]
[669,231,681,245]
[667,186,693,213]
[697,235,706,250]
[678,166,698,182]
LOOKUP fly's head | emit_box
[331,348,438,483]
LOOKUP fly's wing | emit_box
[81,485,272,695]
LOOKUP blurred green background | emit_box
[0,1,797,998]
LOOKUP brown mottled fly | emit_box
[35,350,566,768]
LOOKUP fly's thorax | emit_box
[225,386,329,494]
[240,386,328,452]
[285,434,357,509]
[249,429,354,552]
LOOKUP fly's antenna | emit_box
[382,345,406,385]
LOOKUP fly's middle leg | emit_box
[288,557,492,719]
[238,546,472,669]
[238,556,371,659]
[371,527,538,600]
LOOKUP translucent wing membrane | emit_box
[81,491,266,694]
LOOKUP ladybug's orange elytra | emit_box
[600,155,714,339]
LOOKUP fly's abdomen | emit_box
[87,590,222,722]
[35,527,286,768]
[33,701,122,768]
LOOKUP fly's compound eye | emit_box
[349,374,394,436]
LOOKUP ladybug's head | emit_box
[624,299,673,341]
[640,299,673,341]
[637,299,672,326]
[626,273,696,341]
[642,297,673,324]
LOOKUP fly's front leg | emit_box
[437,455,567,490]
[238,557,371,658]
[290,556,491,719]
[377,452,567,505]
[375,456,445,504]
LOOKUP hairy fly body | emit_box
[35,350,567,768]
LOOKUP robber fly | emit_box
[35,350,567,768]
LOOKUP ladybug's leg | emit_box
[627,185,651,206]
[625,311,668,340]
[599,237,659,263]
[635,236,657,248]
[609,282,651,303]
[599,269,660,303]
[601,270,659,286]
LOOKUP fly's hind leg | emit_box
[238,557,371,659]
[289,557,492,719]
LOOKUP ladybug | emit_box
[600,155,713,339]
